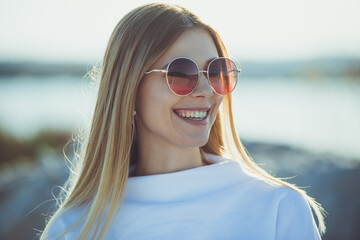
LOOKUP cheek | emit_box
[208,96,223,126]
[213,96,224,115]
[136,77,178,126]
[137,76,164,110]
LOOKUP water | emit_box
[232,77,360,159]
[0,75,95,137]
[0,75,359,159]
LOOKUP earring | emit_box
[133,110,136,116]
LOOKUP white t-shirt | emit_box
[46,154,321,239]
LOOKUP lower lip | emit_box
[173,111,210,126]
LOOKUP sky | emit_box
[0,0,360,63]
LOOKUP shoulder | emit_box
[275,187,311,212]
[273,187,321,239]
[234,174,321,239]
[44,207,85,240]
[207,154,321,239]
[272,186,313,222]
[44,213,68,240]
[207,154,312,207]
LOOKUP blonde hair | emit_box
[41,3,325,240]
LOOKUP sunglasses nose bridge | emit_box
[199,69,214,90]
[191,70,213,96]
[199,70,208,78]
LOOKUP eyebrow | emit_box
[201,58,216,70]
[160,57,217,70]
[160,62,168,69]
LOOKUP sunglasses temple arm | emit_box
[145,69,167,74]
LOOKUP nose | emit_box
[191,71,213,98]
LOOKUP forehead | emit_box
[155,28,219,69]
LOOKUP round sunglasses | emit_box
[145,57,241,96]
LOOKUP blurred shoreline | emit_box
[1,57,360,79]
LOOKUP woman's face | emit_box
[136,28,223,149]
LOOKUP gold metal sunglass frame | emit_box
[145,57,241,96]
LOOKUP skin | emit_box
[134,28,223,176]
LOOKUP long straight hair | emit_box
[41,3,325,240]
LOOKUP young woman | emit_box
[41,3,325,240]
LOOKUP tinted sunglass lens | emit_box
[167,58,198,95]
[208,58,238,95]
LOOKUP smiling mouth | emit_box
[173,109,209,121]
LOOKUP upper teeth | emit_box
[177,111,207,119]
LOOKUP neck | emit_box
[134,139,205,177]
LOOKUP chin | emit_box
[180,135,210,148]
